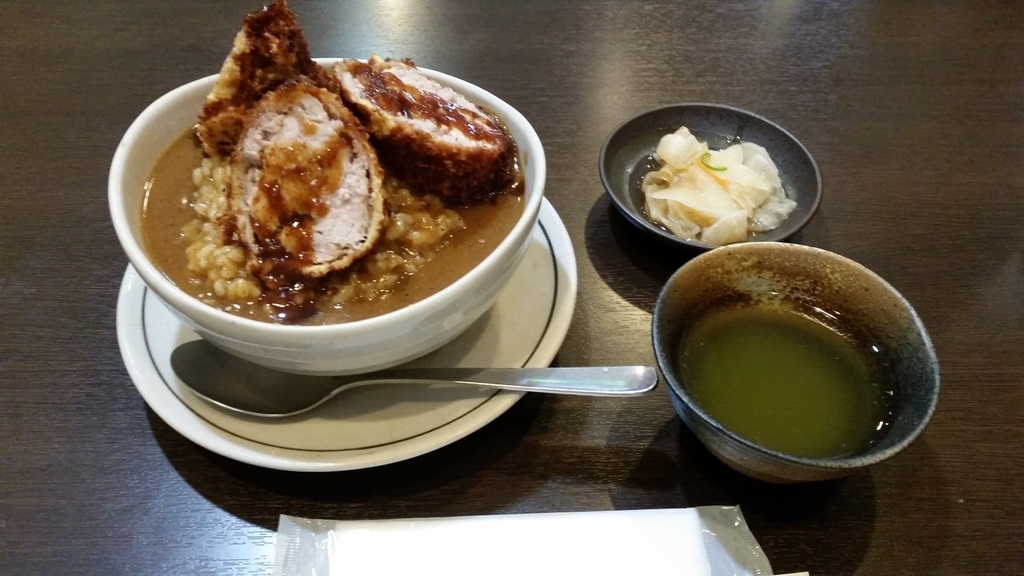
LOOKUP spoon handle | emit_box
[356,366,658,396]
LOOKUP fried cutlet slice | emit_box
[229,79,386,281]
[197,0,337,158]
[334,56,517,205]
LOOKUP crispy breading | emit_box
[197,0,337,157]
[334,56,518,206]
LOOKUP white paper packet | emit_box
[273,506,774,576]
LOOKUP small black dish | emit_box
[599,103,822,250]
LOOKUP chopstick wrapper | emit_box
[273,506,773,576]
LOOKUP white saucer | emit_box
[116,199,576,472]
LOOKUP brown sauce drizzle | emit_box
[243,84,355,322]
[348,60,505,145]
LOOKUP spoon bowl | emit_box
[171,340,658,417]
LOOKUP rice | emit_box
[181,156,464,312]
[182,159,261,304]
[325,185,463,306]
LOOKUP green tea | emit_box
[679,305,895,458]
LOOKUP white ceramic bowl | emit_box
[109,59,546,375]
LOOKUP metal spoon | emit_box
[170,340,658,418]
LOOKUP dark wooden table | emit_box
[3,1,1022,574]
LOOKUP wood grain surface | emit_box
[2,1,1022,574]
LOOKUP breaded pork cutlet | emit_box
[334,56,517,205]
[230,79,386,282]
[195,0,387,287]
[197,0,338,158]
